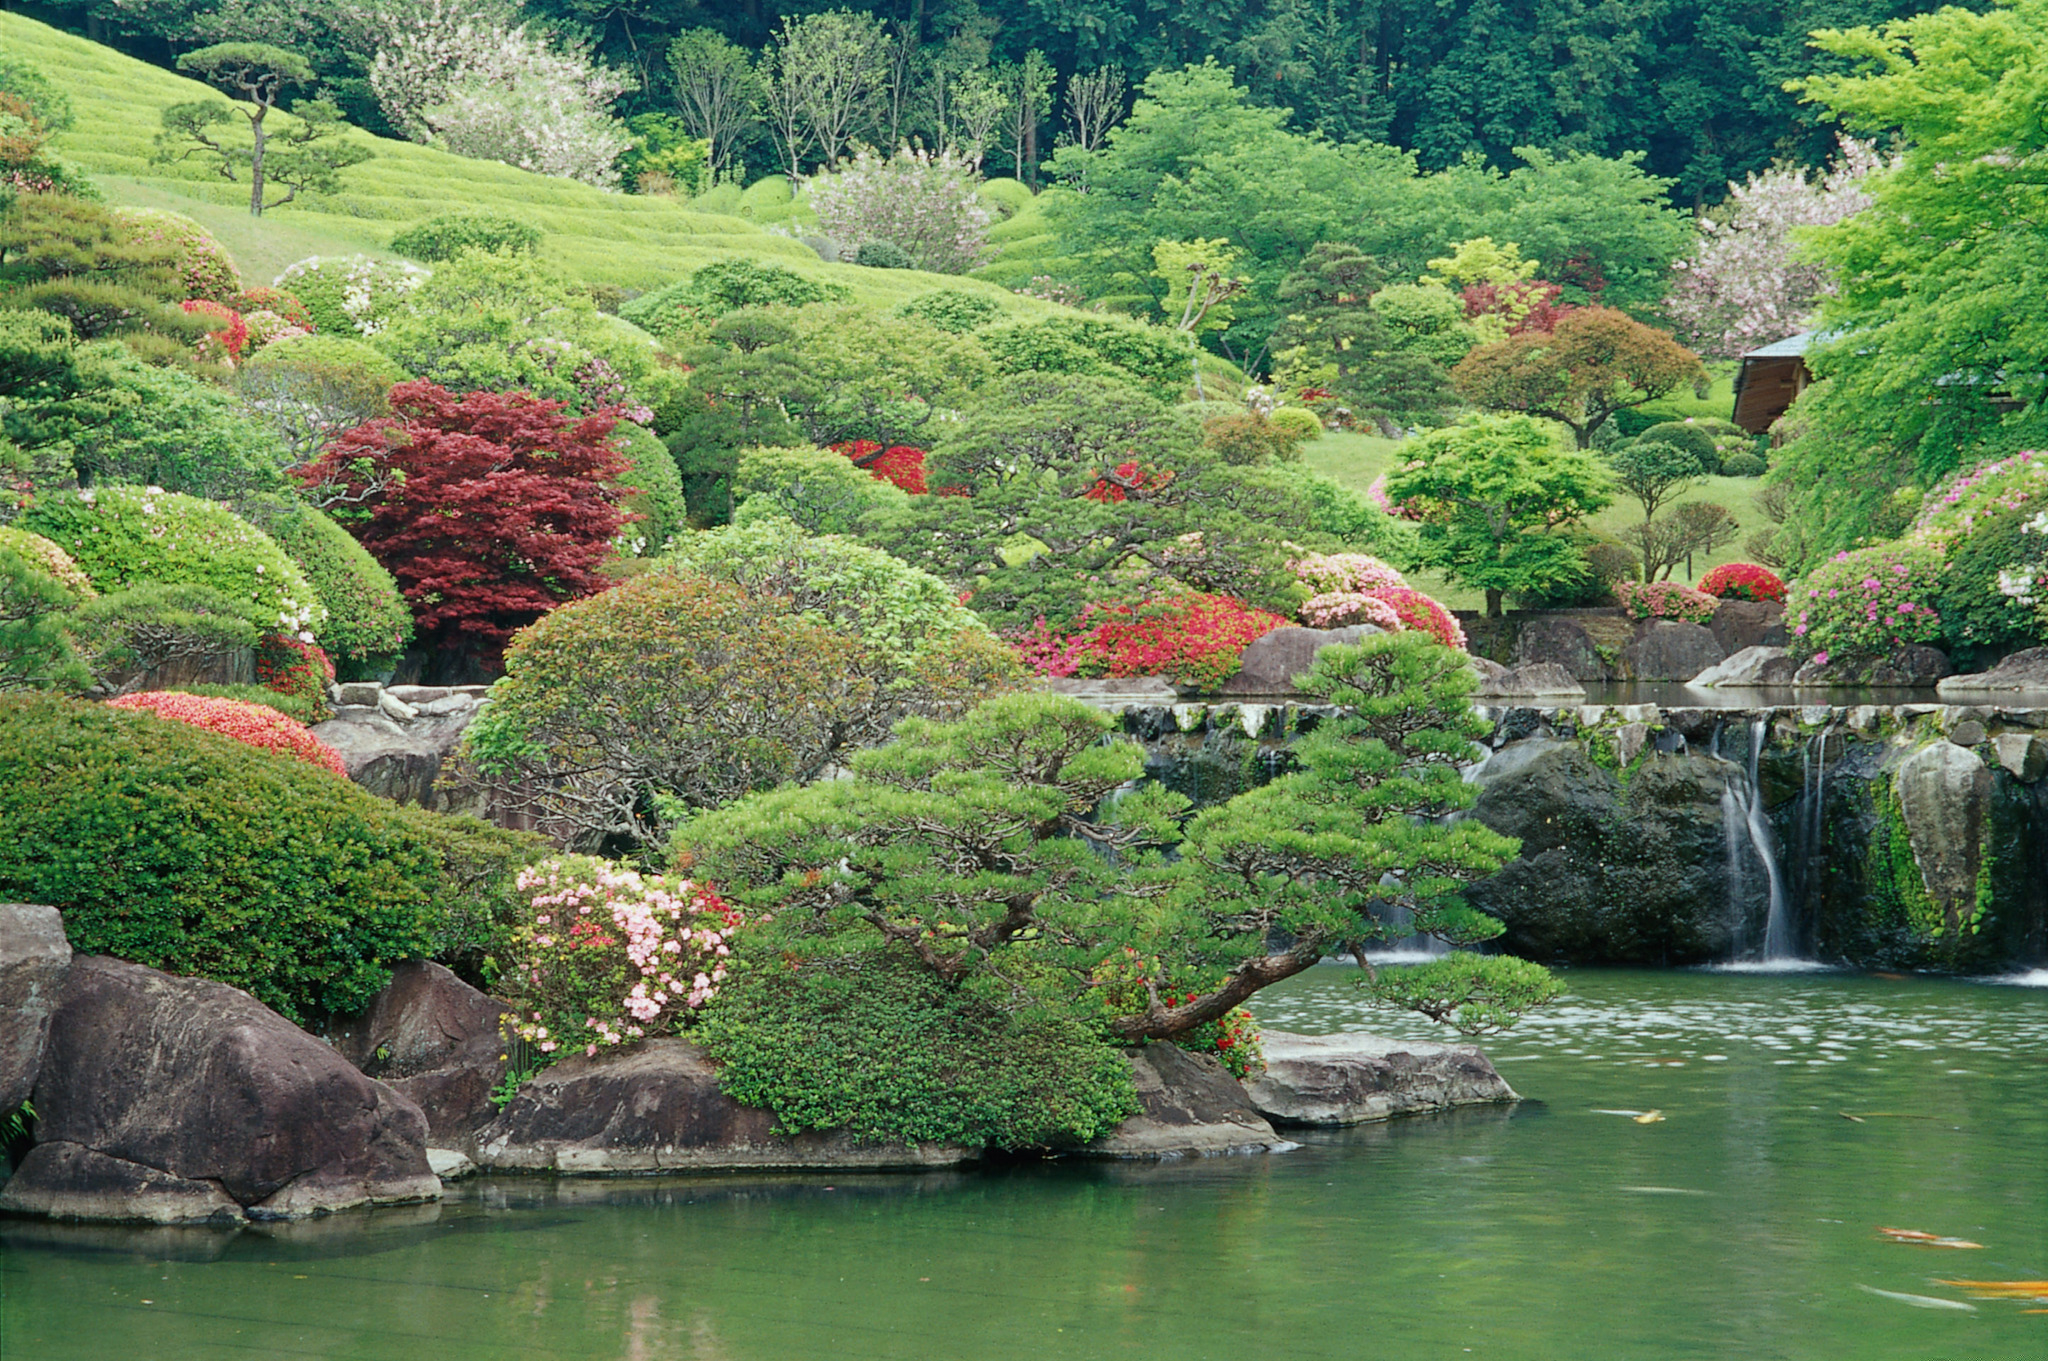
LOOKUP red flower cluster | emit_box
[831,439,930,495]
[181,298,248,360]
[1697,561,1787,604]
[257,634,335,711]
[1084,460,1174,503]
[1013,593,1287,691]
[109,691,347,775]
[232,287,316,332]
[1368,586,1468,650]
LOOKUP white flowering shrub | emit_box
[275,255,429,338]
[806,147,994,275]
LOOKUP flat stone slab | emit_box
[1243,1030,1519,1126]
[1086,1043,1287,1158]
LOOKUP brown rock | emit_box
[1623,620,1726,681]
[327,961,510,1143]
[0,956,439,1223]
[1243,1030,1518,1125]
[1475,661,1588,700]
[1709,600,1788,655]
[0,903,71,1114]
[1937,647,2048,698]
[1948,719,1988,748]
[471,1038,975,1173]
[1688,645,1798,688]
[1219,625,1381,696]
[1085,1043,1284,1157]
[1994,732,2048,783]
[311,711,479,809]
[1795,645,1952,687]
[1512,617,1609,682]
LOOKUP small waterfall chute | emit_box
[1715,716,1826,972]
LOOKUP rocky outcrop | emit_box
[327,962,509,1143]
[312,704,481,810]
[1895,741,1992,934]
[1511,616,1608,681]
[1623,620,1725,681]
[1474,661,1587,700]
[1938,647,2048,698]
[0,956,439,1223]
[1709,600,1788,656]
[0,904,70,1115]
[1794,645,1952,687]
[1219,625,1380,696]
[470,1039,976,1174]
[1244,1030,1517,1125]
[1688,645,1798,688]
[1085,1043,1286,1157]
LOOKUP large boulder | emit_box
[327,961,509,1144]
[1895,741,1992,934]
[1085,1043,1285,1157]
[310,710,479,809]
[1219,625,1380,696]
[1512,616,1608,682]
[1709,600,1788,656]
[1623,620,1725,681]
[470,1038,976,1173]
[1794,645,1952,687]
[1474,661,1587,701]
[0,903,71,1114]
[0,956,439,1223]
[1244,1030,1518,1125]
[1937,647,2048,698]
[1688,645,1798,689]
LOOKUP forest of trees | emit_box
[27,0,1979,204]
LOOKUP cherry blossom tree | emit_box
[807,147,992,274]
[1665,138,1882,358]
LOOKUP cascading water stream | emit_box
[1715,717,1820,970]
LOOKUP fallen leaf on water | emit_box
[1633,1109,1665,1124]
[1856,1285,1975,1312]
[1877,1228,1983,1247]
[1839,1112,1866,1123]
[1937,1281,2048,1301]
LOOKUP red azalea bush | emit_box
[257,634,335,716]
[1091,947,1264,1079]
[1084,459,1175,503]
[1369,586,1468,649]
[1697,561,1787,604]
[302,382,634,657]
[1013,592,1287,690]
[831,439,930,495]
[233,287,316,332]
[181,299,248,361]
[1615,579,1719,624]
[108,691,346,775]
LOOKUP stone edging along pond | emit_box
[0,914,1518,1226]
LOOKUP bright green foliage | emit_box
[1362,953,1566,1036]
[231,494,410,671]
[1242,461,1412,555]
[978,313,1194,401]
[0,51,73,134]
[701,951,1137,1149]
[461,572,871,851]
[236,333,405,464]
[19,487,325,637]
[1268,407,1323,443]
[894,290,1001,334]
[1388,415,1614,615]
[0,525,92,597]
[63,583,259,689]
[0,542,89,691]
[0,198,219,371]
[1637,420,1721,474]
[619,114,712,195]
[854,240,914,270]
[390,212,543,262]
[1269,243,1460,428]
[274,255,429,338]
[619,260,853,343]
[1609,439,1707,582]
[733,443,908,535]
[1771,1,2048,553]
[107,206,241,302]
[0,694,536,1020]
[611,421,689,554]
[10,340,293,498]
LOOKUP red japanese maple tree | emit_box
[302,381,633,657]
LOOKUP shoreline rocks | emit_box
[1245,1030,1518,1125]
[0,903,70,1115]
[1085,1044,1288,1158]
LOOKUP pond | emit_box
[4,967,2045,1360]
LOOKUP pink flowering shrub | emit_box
[107,691,346,774]
[1697,562,1786,604]
[1292,551,1407,596]
[181,299,248,362]
[1615,579,1720,624]
[1910,450,2048,548]
[504,855,741,1063]
[1366,471,1425,521]
[1300,592,1405,630]
[1789,543,1945,664]
[113,207,242,303]
[1370,586,1468,650]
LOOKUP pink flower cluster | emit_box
[1614,579,1720,624]
[108,691,346,774]
[1300,592,1404,630]
[1371,586,1468,650]
[1291,552,1408,596]
[1789,543,1944,664]
[508,856,741,1060]
[1911,450,2048,546]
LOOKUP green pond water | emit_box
[4,966,2045,1360]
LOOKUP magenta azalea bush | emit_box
[1300,591,1404,629]
[1789,543,1944,664]
[1910,449,2048,548]
[1615,579,1719,624]
[504,855,741,1063]
[1292,551,1407,596]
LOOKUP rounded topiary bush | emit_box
[233,494,411,671]
[1932,503,2048,660]
[1721,450,1767,477]
[274,255,430,338]
[612,421,688,555]
[1698,561,1786,603]
[19,488,326,639]
[1637,420,1722,474]
[111,207,241,303]
[894,289,1001,334]
[0,694,535,1020]
[1268,406,1324,442]
[107,690,345,773]
[0,526,94,597]
[1789,542,1946,663]
[390,212,543,262]
[854,239,915,270]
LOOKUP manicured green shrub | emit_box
[1721,450,1767,477]
[853,239,914,270]
[0,526,92,596]
[0,541,89,691]
[274,255,430,338]
[894,289,1000,334]
[618,259,851,341]
[1267,406,1323,442]
[977,177,1035,216]
[1637,420,1722,474]
[699,949,1137,1149]
[390,212,542,262]
[611,421,688,555]
[1202,411,1302,465]
[18,487,326,638]
[237,333,406,463]
[110,207,240,303]
[0,694,536,1020]
[1933,503,2048,661]
[979,315,1190,399]
[64,583,259,686]
[733,443,908,536]
[231,494,412,671]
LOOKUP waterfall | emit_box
[1365,896,1451,963]
[1716,717,1821,970]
